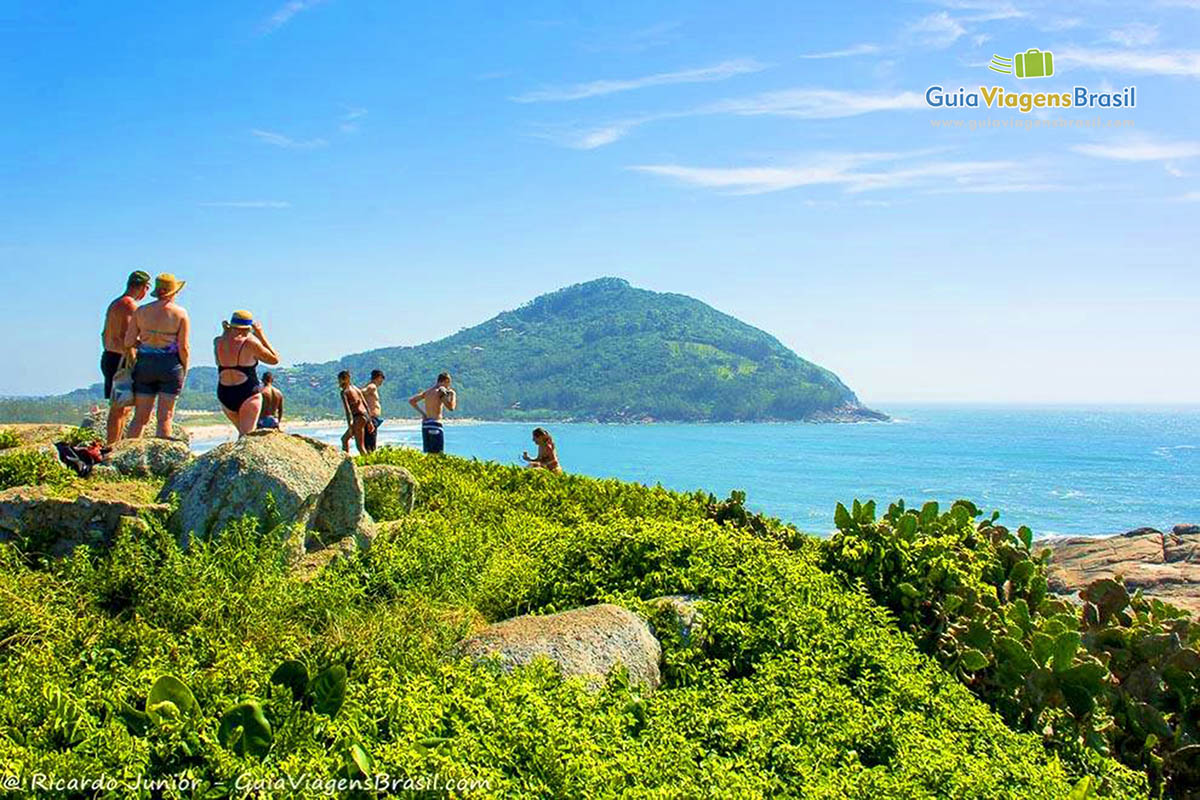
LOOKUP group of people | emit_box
[99,270,562,472]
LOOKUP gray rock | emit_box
[82,408,191,444]
[107,438,192,479]
[359,464,418,519]
[456,603,662,690]
[1174,524,1200,536]
[0,485,167,556]
[160,430,374,548]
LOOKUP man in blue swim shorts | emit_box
[409,372,456,454]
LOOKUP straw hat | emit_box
[228,310,255,329]
[153,273,186,298]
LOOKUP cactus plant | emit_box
[270,659,309,702]
[146,675,197,726]
[218,701,273,759]
[309,665,347,718]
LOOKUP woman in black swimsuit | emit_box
[214,310,280,436]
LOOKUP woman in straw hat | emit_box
[125,273,190,439]
[214,310,280,436]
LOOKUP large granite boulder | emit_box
[359,464,418,520]
[160,430,373,548]
[456,604,662,690]
[1039,527,1200,616]
[108,438,192,479]
[0,484,167,555]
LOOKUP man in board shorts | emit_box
[100,270,150,443]
[409,372,456,454]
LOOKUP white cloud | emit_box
[1165,164,1185,177]
[537,88,927,149]
[1055,47,1200,76]
[972,33,992,47]
[908,12,969,47]
[706,88,927,119]
[1041,17,1083,31]
[536,118,666,149]
[1106,23,1160,47]
[512,59,764,102]
[1072,136,1200,161]
[199,201,292,208]
[1179,191,1200,201]
[251,129,329,149]
[629,152,1019,195]
[340,107,368,133]
[798,44,880,59]
[262,0,327,33]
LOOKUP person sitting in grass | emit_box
[522,427,562,473]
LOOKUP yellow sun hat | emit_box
[153,273,186,298]
[228,310,254,329]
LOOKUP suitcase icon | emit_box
[1014,48,1053,79]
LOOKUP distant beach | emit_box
[181,405,1200,537]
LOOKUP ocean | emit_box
[190,405,1200,536]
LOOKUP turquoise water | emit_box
[193,406,1200,535]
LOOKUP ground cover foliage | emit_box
[0,447,1146,798]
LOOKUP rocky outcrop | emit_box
[160,430,374,549]
[107,438,192,479]
[82,408,191,444]
[456,604,662,690]
[359,464,418,519]
[0,485,167,555]
[1039,525,1200,616]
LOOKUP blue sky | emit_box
[1,0,1198,404]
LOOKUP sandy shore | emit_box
[182,417,487,443]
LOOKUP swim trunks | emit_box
[364,416,383,452]
[100,350,123,399]
[421,418,444,454]
[257,415,279,429]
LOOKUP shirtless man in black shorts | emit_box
[100,270,150,443]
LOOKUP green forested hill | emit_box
[2,278,885,423]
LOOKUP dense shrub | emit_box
[0,451,1145,797]
[0,430,18,450]
[0,449,71,491]
[821,498,1197,797]
[59,426,102,447]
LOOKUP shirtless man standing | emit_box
[257,372,284,429]
[100,270,151,444]
[339,370,372,455]
[409,372,457,454]
[361,369,385,453]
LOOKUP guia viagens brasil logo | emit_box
[926,47,1136,113]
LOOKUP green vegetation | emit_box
[820,499,1199,797]
[0,448,71,492]
[0,430,19,451]
[0,278,885,423]
[59,426,102,447]
[0,448,1144,798]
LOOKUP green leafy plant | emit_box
[820,497,1199,797]
[146,675,199,726]
[60,426,102,447]
[0,448,71,491]
[218,701,273,759]
[0,452,1146,798]
[0,429,19,450]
